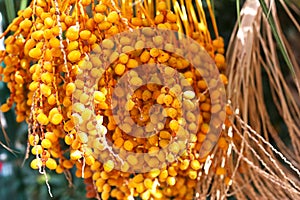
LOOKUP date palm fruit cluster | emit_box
[0,0,232,199]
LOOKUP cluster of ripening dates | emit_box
[0,0,232,199]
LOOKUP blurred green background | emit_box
[0,0,299,199]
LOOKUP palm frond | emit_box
[225,0,300,199]
[4,0,16,24]
[258,0,300,94]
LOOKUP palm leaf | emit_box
[4,0,16,24]
[225,0,300,199]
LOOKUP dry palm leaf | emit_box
[225,0,300,199]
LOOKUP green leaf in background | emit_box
[236,0,241,26]
[20,0,28,10]
[4,0,16,24]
